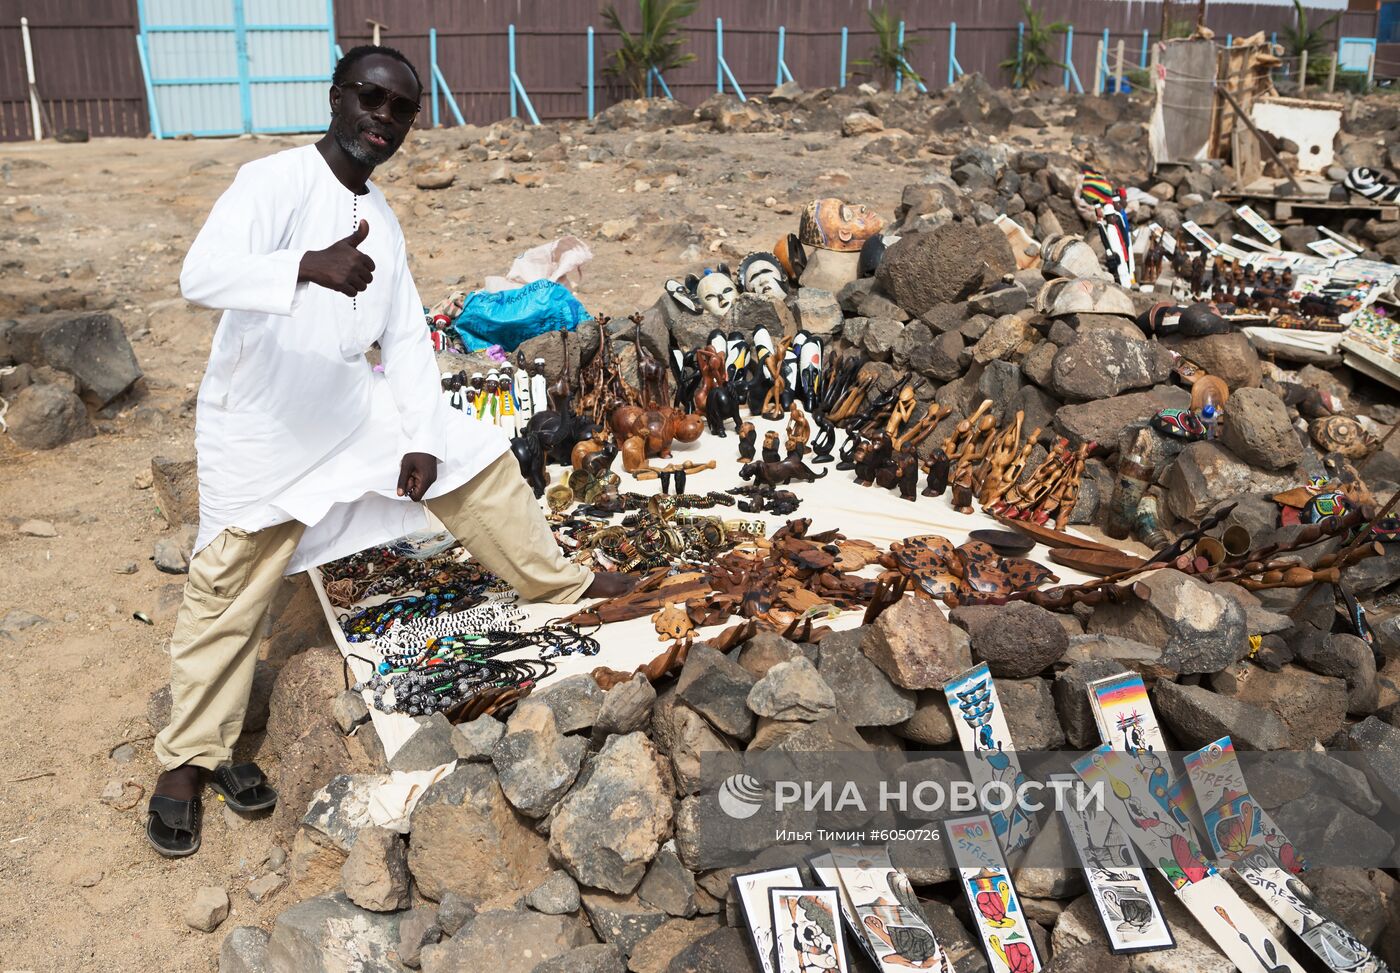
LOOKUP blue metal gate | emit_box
[136,0,336,138]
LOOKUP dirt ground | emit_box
[0,120,949,970]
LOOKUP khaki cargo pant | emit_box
[154,452,592,771]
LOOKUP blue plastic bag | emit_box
[452,279,591,353]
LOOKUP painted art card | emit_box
[1050,774,1174,954]
[1177,874,1306,973]
[946,815,1042,973]
[1185,738,1386,973]
[807,854,883,969]
[1085,671,1178,820]
[733,866,802,973]
[768,887,849,973]
[944,663,1038,854]
[1235,204,1282,244]
[1071,745,1214,892]
[828,846,949,972]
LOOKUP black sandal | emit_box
[209,762,277,813]
[147,795,201,858]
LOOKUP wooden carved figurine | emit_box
[737,422,757,462]
[652,602,695,644]
[923,448,951,497]
[785,402,811,457]
[621,434,649,473]
[571,427,611,472]
[762,430,782,464]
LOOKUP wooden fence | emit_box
[0,0,1379,141]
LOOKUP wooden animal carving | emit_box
[738,458,829,487]
[652,602,695,644]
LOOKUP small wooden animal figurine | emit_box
[892,451,920,502]
[923,447,951,497]
[738,457,829,487]
[785,402,810,457]
[621,434,649,473]
[762,430,782,464]
[571,427,611,471]
[737,421,757,462]
[652,602,695,644]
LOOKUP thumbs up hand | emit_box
[298,219,376,296]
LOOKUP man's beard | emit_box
[333,119,395,167]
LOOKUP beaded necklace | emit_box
[339,580,499,642]
[354,621,601,716]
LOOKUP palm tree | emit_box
[600,0,699,98]
[1001,0,1068,90]
[851,5,922,89]
[1281,0,1340,84]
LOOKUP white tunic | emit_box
[181,144,509,574]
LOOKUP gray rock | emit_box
[18,518,56,537]
[861,596,969,689]
[592,673,656,745]
[1054,659,1130,748]
[970,313,1034,364]
[531,943,624,973]
[651,693,730,796]
[452,715,505,761]
[1306,868,1390,947]
[969,282,1029,317]
[1219,387,1301,471]
[492,699,588,818]
[1051,329,1172,400]
[580,892,669,958]
[637,841,697,918]
[1054,387,1190,450]
[219,926,271,973]
[185,885,230,933]
[341,825,411,912]
[977,359,1025,421]
[660,925,752,973]
[746,657,836,722]
[816,626,916,726]
[331,691,370,735]
[921,328,967,382]
[1160,331,1261,389]
[152,525,197,574]
[301,773,388,852]
[1212,663,1349,749]
[1088,570,1247,675]
[389,711,460,773]
[527,870,582,915]
[799,249,860,294]
[1151,679,1288,750]
[549,732,674,894]
[770,713,872,753]
[998,677,1066,749]
[1271,792,1396,866]
[1297,634,1379,716]
[394,906,441,968]
[628,918,722,973]
[735,631,814,679]
[0,609,50,634]
[893,688,958,745]
[860,316,904,362]
[150,454,199,527]
[267,893,402,973]
[953,601,1068,677]
[8,310,142,406]
[536,674,605,734]
[406,764,550,905]
[1165,441,1301,522]
[788,289,843,336]
[1344,716,1400,814]
[246,872,284,903]
[676,643,757,740]
[876,222,1018,315]
[1063,633,1175,678]
[436,892,476,936]
[419,910,596,973]
[852,287,909,322]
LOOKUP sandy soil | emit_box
[0,121,942,970]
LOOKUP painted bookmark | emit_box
[1185,738,1389,973]
[944,663,1038,853]
[1085,671,1178,822]
[828,846,951,973]
[946,814,1043,973]
[1050,773,1173,954]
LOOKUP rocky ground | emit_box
[3,77,1400,971]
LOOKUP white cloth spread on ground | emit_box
[181,144,509,573]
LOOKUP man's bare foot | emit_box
[153,765,200,801]
[583,572,638,599]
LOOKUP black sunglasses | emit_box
[339,81,420,123]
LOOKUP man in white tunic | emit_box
[147,46,631,856]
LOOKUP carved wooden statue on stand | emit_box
[785,402,811,457]
[737,421,757,462]
[762,430,782,464]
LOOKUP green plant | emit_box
[851,5,922,88]
[1000,0,1068,89]
[1281,0,1341,83]
[600,0,699,99]
[1162,18,1195,40]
